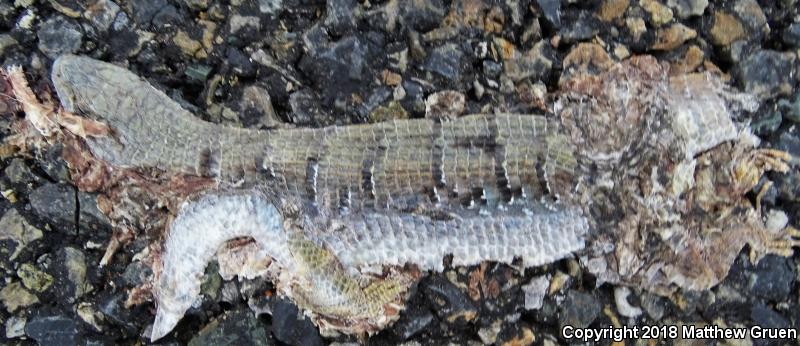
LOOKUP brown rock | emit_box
[652,23,696,50]
[613,44,631,59]
[442,0,488,30]
[173,21,216,59]
[640,0,673,26]
[50,0,82,17]
[625,17,647,41]
[0,282,38,312]
[670,45,704,74]
[709,11,745,46]
[173,31,204,58]
[560,42,614,84]
[381,70,402,86]
[598,0,630,22]
[484,6,505,33]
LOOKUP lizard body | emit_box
[36,55,798,341]
[53,55,577,212]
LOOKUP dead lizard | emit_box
[5,54,798,340]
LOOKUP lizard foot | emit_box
[733,149,792,194]
[749,225,800,262]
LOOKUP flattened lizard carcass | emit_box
[7,54,798,340]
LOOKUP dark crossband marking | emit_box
[198,147,220,178]
[305,158,319,202]
[535,160,550,197]
[487,115,513,204]
[361,157,376,201]
[360,125,387,209]
[339,187,352,214]
[256,154,276,180]
[430,119,446,188]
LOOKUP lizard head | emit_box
[52,54,144,124]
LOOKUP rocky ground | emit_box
[0,0,799,345]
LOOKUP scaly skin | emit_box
[41,55,799,341]
[50,55,587,339]
[51,55,578,212]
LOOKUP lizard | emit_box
[6,53,799,341]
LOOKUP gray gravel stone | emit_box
[51,247,90,303]
[750,110,782,136]
[40,144,70,183]
[324,0,358,36]
[240,85,281,128]
[734,50,797,99]
[750,304,791,346]
[97,293,138,335]
[122,261,152,287]
[25,313,81,345]
[37,16,82,58]
[84,0,121,31]
[424,43,468,82]
[78,192,112,233]
[559,291,601,329]
[747,255,795,302]
[4,158,38,184]
[399,0,445,31]
[226,47,256,77]
[29,183,76,232]
[667,0,708,18]
[0,3,15,28]
[229,15,260,35]
[182,0,209,10]
[258,0,283,14]
[639,292,669,321]
[357,86,392,119]
[784,23,800,47]
[299,35,383,106]
[391,303,434,340]
[0,209,43,260]
[536,0,561,28]
[289,89,325,126]
[188,309,269,346]
[773,126,800,202]
[131,0,166,24]
[422,275,479,328]
[522,275,550,310]
[5,315,26,339]
[780,91,800,123]
[557,12,600,44]
[0,34,17,57]
[272,299,324,346]
[131,0,182,28]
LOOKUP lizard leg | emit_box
[748,224,800,263]
[285,230,412,334]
